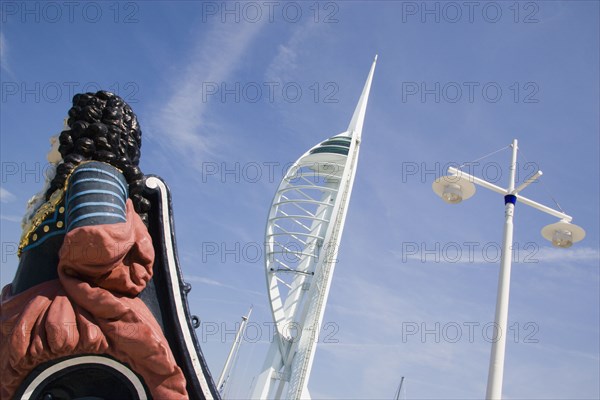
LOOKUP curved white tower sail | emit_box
[252,56,377,399]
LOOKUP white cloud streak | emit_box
[535,246,600,263]
[1,214,21,222]
[151,21,266,171]
[0,32,14,77]
[0,187,16,203]
[185,274,264,298]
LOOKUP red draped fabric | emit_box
[0,200,188,399]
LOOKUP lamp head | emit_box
[432,174,476,204]
[541,220,586,248]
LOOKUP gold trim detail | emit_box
[18,189,65,256]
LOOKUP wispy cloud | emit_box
[185,275,227,287]
[0,32,14,77]
[264,32,303,84]
[1,214,21,222]
[265,44,298,84]
[151,21,266,171]
[264,19,323,84]
[0,187,16,203]
[535,246,600,263]
[185,274,264,298]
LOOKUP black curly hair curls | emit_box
[46,90,151,225]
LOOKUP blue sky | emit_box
[1,1,598,399]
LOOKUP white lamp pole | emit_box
[432,139,585,400]
[486,138,518,400]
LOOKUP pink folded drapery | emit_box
[0,199,188,399]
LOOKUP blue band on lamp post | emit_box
[504,195,517,205]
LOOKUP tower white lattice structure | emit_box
[252,56,377,399]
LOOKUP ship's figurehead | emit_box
[1,92,219,400]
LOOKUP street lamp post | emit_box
[432,139,585,400]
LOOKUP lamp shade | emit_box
[432,174,476,204]
[541,220,586,248]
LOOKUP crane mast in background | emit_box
[218,306,253,397]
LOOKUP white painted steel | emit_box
[218,307,253,394]
[437,140,584,399]
[486,139,518,400]
[446,166,574,222]
[513,170,542,194]
[252,57,377,399]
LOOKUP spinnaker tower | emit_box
[252,56,377,399]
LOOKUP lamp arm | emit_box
[447,167,572,222]
[513,171,543,194]
[514,195,572,222]
[447,167,507,195]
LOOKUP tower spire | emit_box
[345,54,377,139]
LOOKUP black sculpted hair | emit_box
[46,90,150,225]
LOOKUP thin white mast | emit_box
[218,306,253,395]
